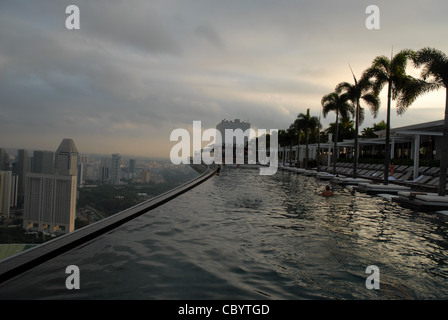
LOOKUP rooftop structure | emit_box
[216,119,251,147]
[54,139,78,176]
[279,119,447,181]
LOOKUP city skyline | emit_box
[1,1,447,158]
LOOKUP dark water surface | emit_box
[1,166,448,299]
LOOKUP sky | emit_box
[1,0,447,159]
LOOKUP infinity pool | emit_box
[1,166,448,299]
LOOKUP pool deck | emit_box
[280,163,448,211]
[392,191,448,211]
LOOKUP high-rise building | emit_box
[99,157,110,182]
[129,159,136,178]
[14,149,28,202]
[23,139,78,234]
[0,171,12,218]
[32,150,54,174]
[54,139,78,176]
[215,119,251,160]
[79,154,88,164]
[0,148,9,171]
[10,173,18,208]
[142,169,151,183]
[23,173,77,234]
[84,164,95,181]
[77,163,84,187]
[111,153,121,186]
[100,166,109,182]
[216,119,251,147]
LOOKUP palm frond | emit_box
[362,66,388,95]
[390,49,414,76]
[413,47,448,87]
[372,55,390,72]
[335,82,353,94]
[396,77,439,115]
[361,93,380,118]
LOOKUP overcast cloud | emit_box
[1,0,447,158]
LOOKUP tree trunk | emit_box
[438,88,448,196]
[383,80,392,185]
[296,134,300,168]
[353,100,359,178]
[305,132,309,168]
[333,112,339,174]
[317,126,321,171]
[289,143,292,166]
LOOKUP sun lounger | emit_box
[395,171,413,181]
[421,166,430,173]
[394,165,408,172]
[426,167,440,175]
[399,175,441,192]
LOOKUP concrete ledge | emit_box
[333,178,372,185]
[0,164,218,285]
[316,172,337,180]
[356,183,410,194]
[393,190,448,211]
[304,170,318,176]
[415,194,448,203]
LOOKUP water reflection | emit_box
[0,166,448,299]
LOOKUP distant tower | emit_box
[216,119,251,161]
[142,169,151,183]
[0,171,12,218]
[14,149,28,203]
[10,173,18,208]
[216,119,251,146]
[23,139,78,234]
[0,148,9,171]
[111,154,121,185]
[129,159,136,178]
[100,157,110,182]
[32,150,54,174]
[54,139,78,176]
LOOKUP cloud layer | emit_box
[1,0,447,157]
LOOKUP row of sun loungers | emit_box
[280,163,448,211]
[279,162,448,192]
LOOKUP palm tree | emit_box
[413,47,448,196]
[290,121,303,167]
[287,125,296,166]
[278,129,293,166]
[321,91,354,173]
[361,120,387,138]
[363,49,426,185]
[336,70,380,178]
[326,116,356,141]
[294,108,321,168]
[278,129,287,165]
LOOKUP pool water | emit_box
[1,166,448,299]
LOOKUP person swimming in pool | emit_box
[320,185,334,197]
